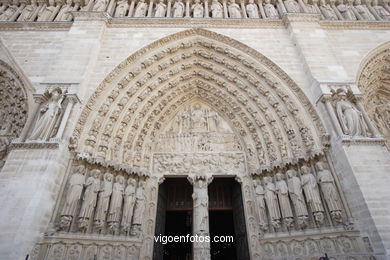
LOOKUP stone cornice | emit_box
[282,13,321,24]
[338,136,386,145]
[0,21,72,31]
[9,140,61,150]
[320,20,390,30]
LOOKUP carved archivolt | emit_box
[71,29,326,173]
[357,43,390,146]
[0,60,28,169]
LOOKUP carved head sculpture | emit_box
[249,0,255,3]
[286,169,297,178]
[355,0,361,5]
[103,172,113,182]
[138,180,146,188]
[275,172,284,181]
[51,88,62,101]
[319,0,326,5]
[262,176,272,184]
[265,0,272,4]
[116,175,125,184]
[91,169,101,178]
[75,164,86,174]
[254,178,262,187]
[315,162,325,171]
[127,178,137,186]
[301,165,310,174]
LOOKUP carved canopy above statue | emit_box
[72,29,326,173]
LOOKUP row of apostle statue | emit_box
[0,0,389,21]
[253,161,344,232]
[59,164,147,235]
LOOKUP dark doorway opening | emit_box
[209,210,237,260]
[153,178,193,260]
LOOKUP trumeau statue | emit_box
[154,0,167,17]
[192,177,211,234]
[264,0,279,18]
[319,0,338,19]
[301,166,324,225]
[121,178,137,234]
[191,0,204,18]
[211,0,223,18]
[134,0,148,17]
[228,0,242,18]
[335,90,368,136]
[316,162,343,222]
[172,0,185,17]
[0,1,19,21]
[17,0,37,21]
[55,0,73,21]
[37,0,56,21]
[93,0,109,12]
[78,169,101,230]
[131,180,146,235]
[254,179,268,231]
[284,0,301,12]
[107,175,125,232]
[94,172,113,231]
[114,0,129,17]
[29,88,64,141]
[372,0,390,20]
[246,0,260,18]
[275,173,294,227]
[287,169,308,229]
[337,0,357,20]
[354,0,375,19]
[263,176,281,229]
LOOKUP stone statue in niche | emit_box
[284,0,301,12]
[335,89,368,136]
[114,0,129,17]
[134,0,148,17]
[121,178,137,234]
[191,0,204,17]
[107,175,125,232]
[29,88,64,141]
[211,0,223,18]
[337,0,357,20]
[131,180,146,236]
[17,0,37,21]
[0,1,19,21]
[254,179,268,231]
[263,0,279,18]
[275,173,294,228]
[78,169,101,231]
[93,0,109,12]
[354,0,375,20]
[319,0,338,19]
[287,169,308,229]
[37,0,56,21]
[191,176,212,234]
[59,165,86,230]
[228,0,242,18]
[302,0,319,13]
[55,0,74,21]
[172,0,185,17]
[154,0,167,17]
[94,172,113,231]
[301,166,324,225]
[316,162,343,223]
[263,176,281,230]
[372,0,390,20]
[246,0,260,18]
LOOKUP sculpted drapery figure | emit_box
[114,0,129,17]
[319,0,338,19]
[246,0,260,18]
[131,180,146,235]
[284,0,301,12]
[134,0,148,17]
[287,169,308,229]
[316,162,343,223]
[55,0,73,21]
[0,1,19,21]
[228,0,242,18]
[337,0,357,20]
[94,172,113,231]
[107,175,125,232]
[302,0,319,13]
[29,88,64,141]
[335,90,368,136]
[354,0,375,20]
[275,173,294,228]
[254,179,268,231]
[172,0,185,17]
[301,166,324,225]
[154,0,167,17]
[264,0,279,18]
[191,0,204,18]
[37,0,56,21]
[17,0,37,21]
[78,169,101,231]
[93,0,109,11]
[372,0,390,20]
[211,0,223,17]
[121,178,137,234]
[263,176,281,229]
[191,176,212,234]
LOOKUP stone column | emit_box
[240,0,247,17]
[222,0,228,17]
[128,0,136,16]
[185,0,190,17]
[54,95,79,139]
[257,0,266,17]
[297,0,308,12]
[167,0,172,16]
[188,175,213,260]
[147,0,154,16]
[204,0,209,17]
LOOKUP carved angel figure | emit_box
[29,88,64,141]
[254,179,268,231]
[154,0,167,17]
[37,0,56,21]
[55,0,73,21]
[275,173,294,227]
[94,172,113,230]
[114,0,129,17]
[354,0,375,20]
[284,0,301,12]
[301,166,324,224]
[264,0,279,18]
[335,90,368,136]
[17,0,37,21]
[134,0,148,17]
[191,0,204,18]
[287,169,308,228]
[0,1,19,21]
[107,175,125,231]
[372,0,390,20]
[211,0,223,17]
[246,0,260,18]
[263,176,281,229]
[172,0,185,17]
[121,178,137,233]
[93,0,109,11]
[228,0,242,18]
[319,0,338,19]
